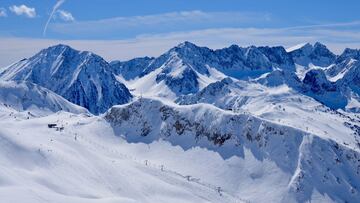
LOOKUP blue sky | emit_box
[0,0,360,66]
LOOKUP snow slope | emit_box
[177,78,360,148]
[0,80,88,116]
[0,109,242,203]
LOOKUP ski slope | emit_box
[0,110,244,203]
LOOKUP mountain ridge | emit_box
[105,97,360,202]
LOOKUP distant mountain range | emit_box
[3,41,360,113]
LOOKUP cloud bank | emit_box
[1,24,360,68]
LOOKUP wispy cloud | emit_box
[55,10,74,22]
[0,8,7,17]
[9,5,36,18]
[43,0,66,36]
[50,10,271,38]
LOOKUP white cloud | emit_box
[55,10,74,22]
[9,5,36,18]
[0,8,7,17]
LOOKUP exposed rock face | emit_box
[303,69,337,93]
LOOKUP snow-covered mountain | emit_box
[2,42,360,202]
[337,61,360,93]
[105,98,360,202]
[0,44,132,114]
[113,41,360,112]
[214,45,295,77]
[337,48,360,63]
[301,69,347,109]
[111,42,226,98]
[111,42,298,98]
[289,42,336,67]
[3,42,360,113]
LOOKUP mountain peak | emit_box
[0,45,132,114]
[303,42,313,48]
[35,44,79,60]
[343,48,360,56]
[287,42,329,53]
[314,42,326,48]
[295,43,313,52]
[286,43,309,52]
[50,43,72,49]
[176,41,198,49]
[45,44,75,53]
[289,42,332,54]
[338,48,360,61]
[312,42,333,54]
[289,42,336,66]
[171,41,210,54]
